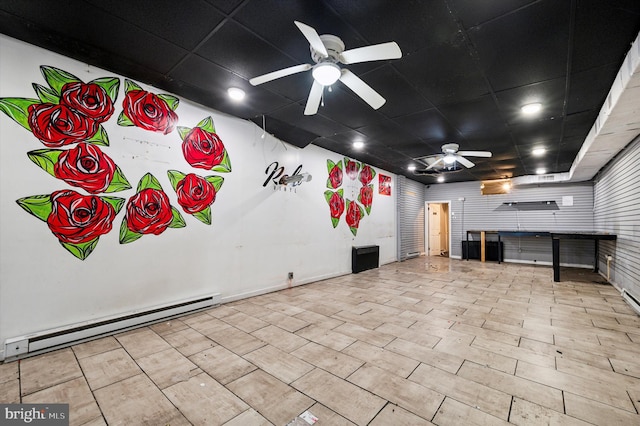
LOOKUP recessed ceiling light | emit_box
[502,182,511,190]
[536,168,547,175]
[532,147,546,156]
[353,141,364,149]
[407,165,416,171]
[437,176,445,183]
[521,103,542,115]
[227,87,245,101]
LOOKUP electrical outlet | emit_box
[288,272,294,280]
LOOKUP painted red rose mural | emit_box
[2,64,233,260]
[16,190,124,260]
[0,66,118,147]
[27,143,131,194]
[118,79,178,134]
[120,174,185,244]
[167,170,224,225]
[178,117,231,172]
[324,157,376,236]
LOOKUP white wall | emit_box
[0,35,397,358]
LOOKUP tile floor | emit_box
[2,256,640,425]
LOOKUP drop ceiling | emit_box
[1,0,639,184]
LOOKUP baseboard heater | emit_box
[3,293,221,361]
[622,289,640,316]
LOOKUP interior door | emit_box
[428,204,441,256]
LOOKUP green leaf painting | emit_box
[0,98,40,131]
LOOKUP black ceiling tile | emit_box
[203,0,246,14]
[85,0,224,51]
[395,42,490,106]
[364,66,433,119]
[195,20,303,81]
[437,95,505,136]
[392,109,461,142]
[313,87,383,129]
[355,120,421,148]
[270,103,351,137]
[450,0,538,29]
[510,118,563,146]
[563,110,598,140]
[567,63,619,115]
[1,1,188,75]
[325,0,460,55]
[234,0,358,62]
[469,0,572,91]
[494,78,566,124]
[170,54,293,116]
[571,0,640,73]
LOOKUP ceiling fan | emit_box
[249,21,402,115]
[414,143,492,172]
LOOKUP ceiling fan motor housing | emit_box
[311,34,345,63]
[442,143,459,153]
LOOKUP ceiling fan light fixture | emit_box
[443,153,457,164]
[312,62,341,86]
[227,87,245,101]
[521,102,542,115]
[407,165,416,171]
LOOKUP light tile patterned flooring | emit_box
[2,256,640,425]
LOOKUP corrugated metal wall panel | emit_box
[396,176,425,261]
[594,135,640,299]
[425,181,595,266]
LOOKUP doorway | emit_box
[427,202,450,257]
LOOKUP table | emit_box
[496,231,617,282]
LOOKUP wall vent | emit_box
[3,293,221,361]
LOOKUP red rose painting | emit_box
[120,173,185,244]
[54,143,116,193]
[358,184,374,215]
[16,190,124,260]
[125,188,174,235]
[324,189,344,228]
[60,81,114,123]
[168,170,224,225]
[0,66,119,147]
[177,117,231,172]
[359,165,376,186]
[27,144,131,194]
[118,79,179,134]
[47,190,116,244]
[28,103,98,147]
[379,174,391,196]
[324,157,376,235]
[176,174,217,213]
[345,199,364,236]
[326,159,343,189]
[345,158,360,180]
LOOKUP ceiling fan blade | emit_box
[458,150,492,158]
[304,80,323,115]
[339,69,385,110]
[339,41,402,64]
[249,64,312,86]
[294,21,328,57]
[456,155,475,168]
[426,157,444,170]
